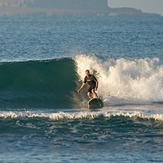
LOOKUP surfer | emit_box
[78,70,98,99]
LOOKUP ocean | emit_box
[0,15,163,162]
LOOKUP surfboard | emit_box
[88,98,103,109]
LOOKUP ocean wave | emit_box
[1,55,163,108]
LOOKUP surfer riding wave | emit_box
[78,70,98,99]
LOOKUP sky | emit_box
[108,0,163,16]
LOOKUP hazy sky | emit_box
[108,0,163,15]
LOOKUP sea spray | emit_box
[74,55,163,102]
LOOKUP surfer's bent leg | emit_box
[87,92,93,99]
[87,85,98,99]
[92,88,98,98]
[87,87,93,99]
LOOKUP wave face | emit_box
[0,58,78,108]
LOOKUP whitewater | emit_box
[75,55,163,102]
[0,15,163,162]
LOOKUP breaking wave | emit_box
[1,54,163,108]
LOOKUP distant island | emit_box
[0,0,161,16]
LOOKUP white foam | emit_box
[74,55,163,103]
[0,111,163,121]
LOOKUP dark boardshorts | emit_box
[88,84,96,93]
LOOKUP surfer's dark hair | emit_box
[85,70,90,73]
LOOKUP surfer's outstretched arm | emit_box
[78,83,85,93]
